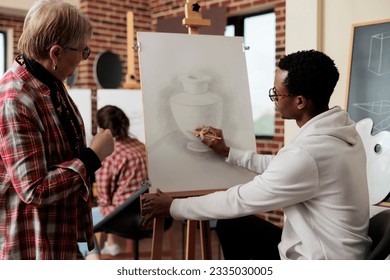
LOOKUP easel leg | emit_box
[200,221,212,259]
[185,220,197,259]
[151,217,165,259]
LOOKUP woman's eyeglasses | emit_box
[268,87,294,102]
[65,46,91,60]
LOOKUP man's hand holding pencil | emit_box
[193,125,222,140]
[193,125,230,157]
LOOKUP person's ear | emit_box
[49,45,62,69]
[296,95,306,110]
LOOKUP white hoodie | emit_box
[170,106,371,259]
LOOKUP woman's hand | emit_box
[89,129,114,161]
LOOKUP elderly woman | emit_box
[0,0,114,259]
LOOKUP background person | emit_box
[142,50,371,260]
[78,105,148,259]
[0,0,114,260]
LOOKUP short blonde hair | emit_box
[18,0,92,60]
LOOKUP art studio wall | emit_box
[7,0,390,222]
[5,0,390,144]
[0,0,287,226]
[0,0,287,155]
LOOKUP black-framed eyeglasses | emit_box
[268,87,294,102]
[65,46,91,60]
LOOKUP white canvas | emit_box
[96,89,145,143]
[138,32,257,193]
[68,89,92,145]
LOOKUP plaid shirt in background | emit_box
[96,138,147,217]
[0,61,94,259]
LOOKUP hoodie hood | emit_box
[293,106,358,146]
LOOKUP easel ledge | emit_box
[140,188,224,260]
[142,188,225,200]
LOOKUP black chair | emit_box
[93,182,173,259]
[366,209,390,259]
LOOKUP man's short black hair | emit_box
[278,50,339,108]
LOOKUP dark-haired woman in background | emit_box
[78,105,148,259]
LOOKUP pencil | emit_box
[192,131,222,140]
[203,134,222,140]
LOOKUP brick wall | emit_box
[1,0,286,227]
[77,0,152,132]
[0,13,24,58]
[78,0,151,89]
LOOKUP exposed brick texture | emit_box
[0,13,24,58]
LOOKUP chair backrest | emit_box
[367,209,390,259]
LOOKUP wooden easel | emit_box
[141,1,215,260]
[143,189,223,259]
[182,0,211,35]
[124,11,141,89]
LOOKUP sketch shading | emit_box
[170,73,223,152]
[137,32,257,193]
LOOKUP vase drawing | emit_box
[170,73,223,152]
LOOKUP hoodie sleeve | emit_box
[227,147,275,174]
[170,145,319,220]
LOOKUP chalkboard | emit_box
[346,19,390,134]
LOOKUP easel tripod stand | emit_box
[140,0,216,260]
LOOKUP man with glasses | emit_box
[142,50,371,260]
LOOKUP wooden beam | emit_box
[182,0,211,35]
[124,11,141,89]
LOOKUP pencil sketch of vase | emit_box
[170,73,223,152]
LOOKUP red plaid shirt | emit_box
[0,60,94,259]
[96,138,147,217]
